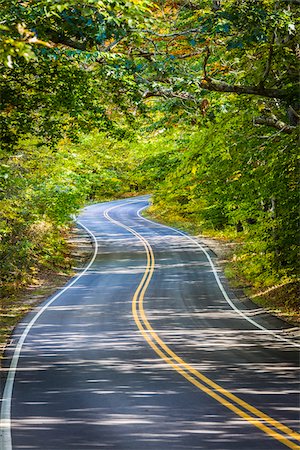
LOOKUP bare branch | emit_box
[254,116,297,133]
[136,75,196,100]
[143,87,196,102]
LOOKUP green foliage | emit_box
[0,0,151,294]
[0,0,299,302]
[140,100,299,287]
[0,131,134,293]
[0,0,152,152]
[132,0,299,130]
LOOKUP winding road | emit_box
[1,196,299,449]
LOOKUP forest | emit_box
[1,0,299,325]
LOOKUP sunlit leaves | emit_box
[146,100,299,284]
[0,0,299,295]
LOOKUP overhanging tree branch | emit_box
[134,49,205,60]
[47,30,126,53]
[198,78,290,99]
[137,76,197,102]
[139,27,202,38]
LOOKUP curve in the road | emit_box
[104,201,300,450]
[1,198,299,450]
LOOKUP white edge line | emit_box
[1,198,298,450]
[0,219,98,450]
[136,205,300,349]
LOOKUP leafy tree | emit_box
[130,0,300,131]
[2,0,298,136]
[0,0,299,300]
[146,102,299,286]
[0,0,154,150]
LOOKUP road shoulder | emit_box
[0,225,93,365]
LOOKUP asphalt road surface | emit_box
[1,196,299,450]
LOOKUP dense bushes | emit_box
[0,132,133,294]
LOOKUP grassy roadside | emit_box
[0,226,93,365]
[144,207,300,328]
[0,192,145,365]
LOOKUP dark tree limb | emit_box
[47,30,126,53]
[260,32,276,87]
[288,105,300,125]
[47,31,88,51]
[212,0,222,11]
[281,0,300,4]
[140,73,290,104]
[199,78,290,99]
[203,46,211,79]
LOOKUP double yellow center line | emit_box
[104,204,300,450]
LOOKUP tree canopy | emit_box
[0,1,299,306]
[1,0,299,137]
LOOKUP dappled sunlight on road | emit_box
[2,198,299,450]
